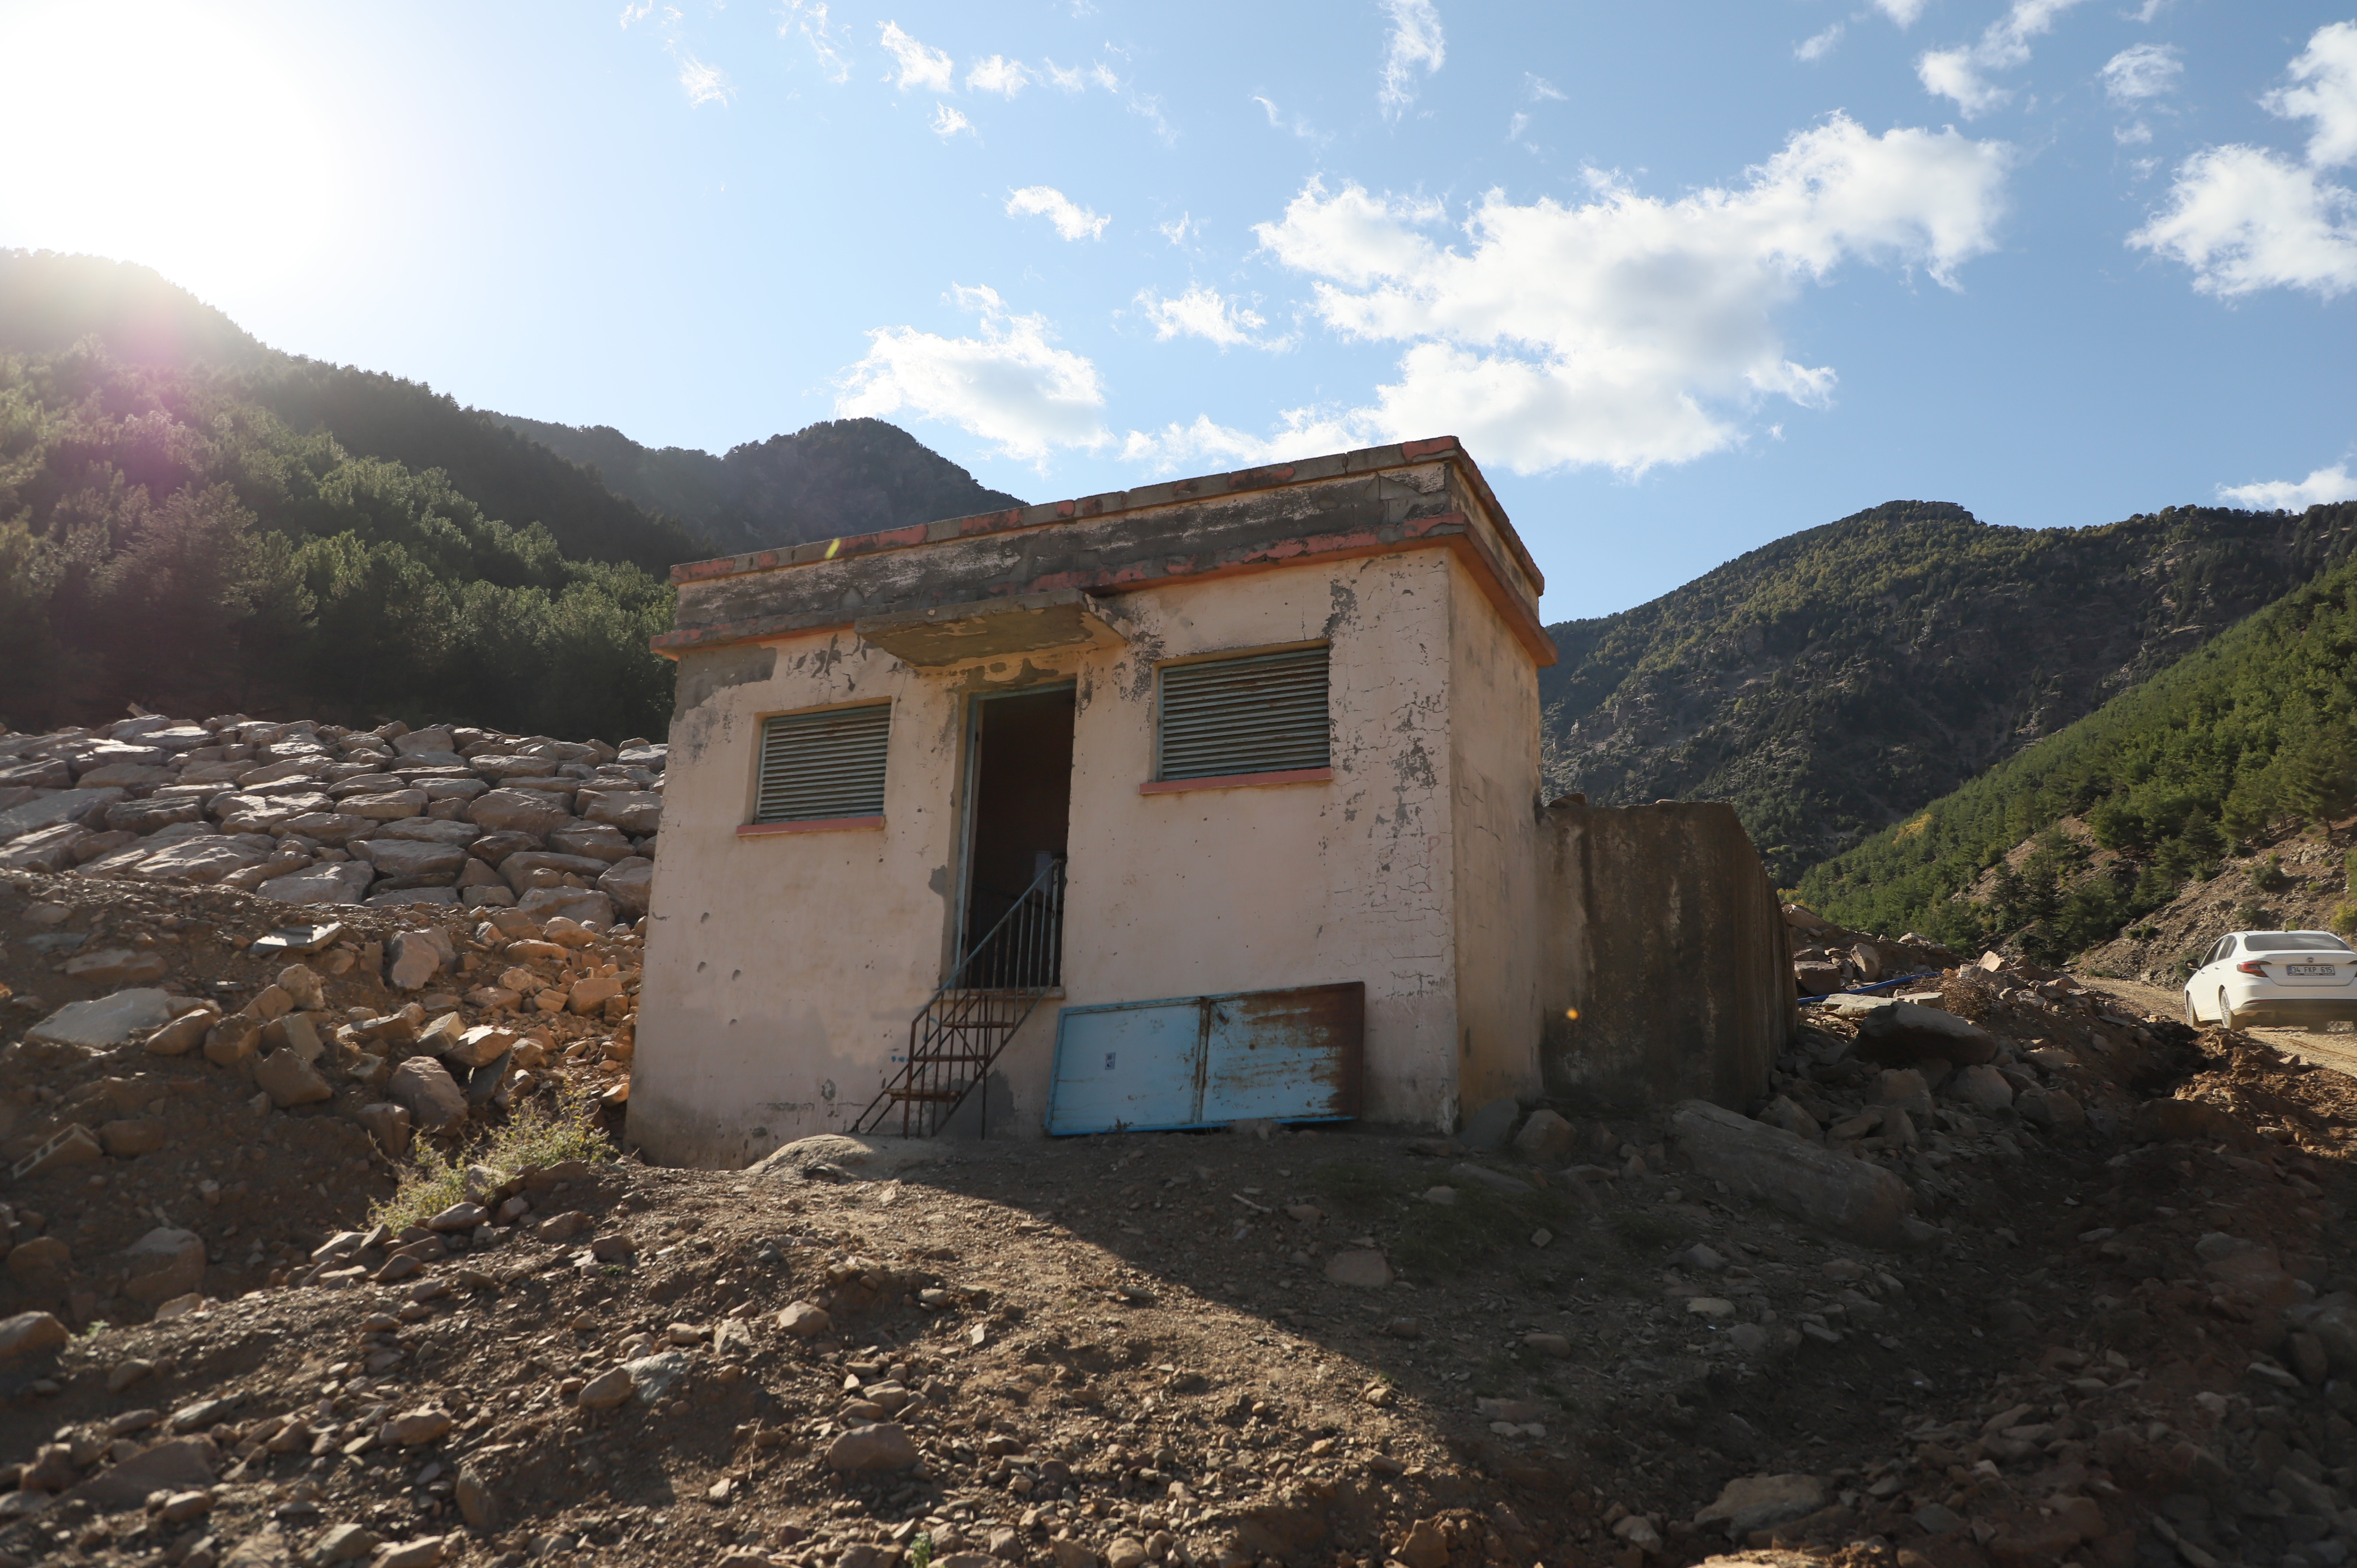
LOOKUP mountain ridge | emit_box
[1539,499,2357,883]
[489,412,1025,559]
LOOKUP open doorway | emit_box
[959,685,1075,985]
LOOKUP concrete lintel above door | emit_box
[855,589,1131,670]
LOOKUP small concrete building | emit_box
[627,438,1792,1166]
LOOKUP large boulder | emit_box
[120,1227,208,1305]
[62,947,172,985]
[598,858,653,917]
[0,786,127,842]
[358,838,469,881]
[1669,1099,1916,1247]
[1851,1001,1997,1067]
[389,1057,469,1130]
[0,1311,70,1362]
[256,1050,333,1107]
[501,851,611,894]
[28,988,176,1047]
[518,887,616,927]
[104,795,210,834]
[1694,1474,1827,1537]
[214,791,333,834]
[132,837,269,884]
[277,811,369,846]
[547,824,636,863]
[583,790,665,836]
[343,790,429,821]
[389,928,454,989]
[0,821,90,872]
[372,817,484,845]
[1946,1063,2015,1112]
[466,830,543,867]
[259,864,370,905]
[467,789,574,837]
[826,1422,920,1472]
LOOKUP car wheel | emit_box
[2185,991,2200,1026]
[2219,991,2237,1031]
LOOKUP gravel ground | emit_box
[10,917,2357,1568]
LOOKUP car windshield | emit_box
[2242,934,2355,953]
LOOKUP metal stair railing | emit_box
[852,856,1065,1137]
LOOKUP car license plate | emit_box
[2288,964,2335,975]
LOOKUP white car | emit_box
[2184,930,2357,1029]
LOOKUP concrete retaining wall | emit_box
[1538,799,1793,1110]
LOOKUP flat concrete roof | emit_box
[655,436,1554,666]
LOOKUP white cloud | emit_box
[678,53,732,106]
[779,1,849,84]
[2130,144,2357,296]
[1137,285,1276,348]
[1121,408,1371,471]
[967,54,1029,96]
[1797,24,1844,63]
[1210,113,2010,476]
[1377,0,1444,122]
[1158,212,1199,245]
[1525,74,1565,103]
[837,286,1107,464]
[2220,462,2357,509]
[1006,186,1108,241]
[2267,20,2357,169]
[1043,58,1120,93]
[2132,24,2357,299]
[2101,42,2181,105]
[2116,121,2152,146]
[930,103,974,139]
[1254,94,1322,141]
[1917,0,2091,118]
[879,21,953,92]
[1506,111,1529,142]
[1873,0,1928,25]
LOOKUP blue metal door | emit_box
[1046,982,1363,1135]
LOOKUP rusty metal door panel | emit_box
[1046,982,1363,1135]
[1199,983,1364,1123]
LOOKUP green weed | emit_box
[371,1091,612,1234]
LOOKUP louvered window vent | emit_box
[755,704,891,823]
[1156,646,1331,781]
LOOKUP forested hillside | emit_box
[492,413,1024,557]
[1540,500,2357,882]
[0,250,1024,741]
[1798,538,2357,961]
[0,338,679,739]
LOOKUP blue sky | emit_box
[4,1,2355,622]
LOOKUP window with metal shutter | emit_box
[1156,646,1331,781]
[754,704,891,823]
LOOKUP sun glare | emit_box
[0,4,348,295]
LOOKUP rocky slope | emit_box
[1541,498,2357,884]
[0,713,662,918]
[490,416,1026,560]
[8,888,2357,1568]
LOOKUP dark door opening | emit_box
[959,686,1074,986]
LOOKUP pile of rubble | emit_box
[1782,903,1957,998]
[0,714,665,916]
[9,905,2357,1568]
[0,866,645,1332]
